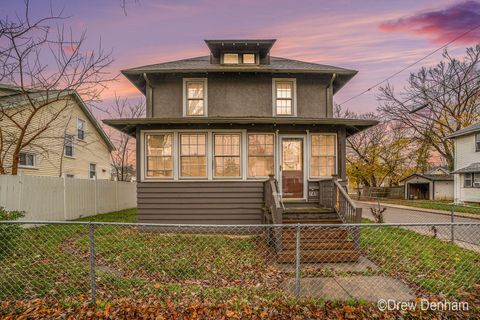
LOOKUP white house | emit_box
[447,122,480,203]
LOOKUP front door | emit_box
[281,137,304,198]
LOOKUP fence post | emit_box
[450,205,455,243]
[353,207,362,250]
[63,175,68,220]
[295,223,301,300]
[88,223,97,304]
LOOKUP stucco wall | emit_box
[150,73,331,118]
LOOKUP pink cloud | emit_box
[379,1,480,44]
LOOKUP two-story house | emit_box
[0,84,114,179]
[104,39,377,225]
[448,122,480,203]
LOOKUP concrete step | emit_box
[283,201,320,208]
[283,213,339,220]
[282,229,349,240]
[284,207,334,214]
[282,218,342,224]
[277,250,361,263]
[281,240,354,250]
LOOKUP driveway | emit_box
[356,201,480,249]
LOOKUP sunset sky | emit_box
[1,0,480,115]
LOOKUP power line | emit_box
[338,22,480,107]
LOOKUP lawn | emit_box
[0,208,479,308]
[368,199,480,215]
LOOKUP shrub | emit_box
[0,207,25,259]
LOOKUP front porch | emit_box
[264,175,362,263]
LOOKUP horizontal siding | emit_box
[137,181,265,224]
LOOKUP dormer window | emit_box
[223,53,239,64]
[222,53,257,65]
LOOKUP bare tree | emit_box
[378,45,480,170]
[106,95,144,181]
[0,0,114,175]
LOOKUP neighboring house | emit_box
[0,84,114,179]
[447,122,480,203]
[401,172,454,201]
[104,39,377,225]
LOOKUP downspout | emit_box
[326,73,336,118]
[143,73,153,117]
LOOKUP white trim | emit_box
[246,133,276,179]
[308,132,338,179]
[76,117,86,141]
[272,78,297,117]
[18,151,37,168]
[143,132,175,181]
[88,162,97,180]
[278,134,307,199]
[182,78,208,117]
[178,132,208,180]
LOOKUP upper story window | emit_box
[273,79,296,116]
[184,79,207,117]
[476,133,480,152]
[146,133,173,178]
[243,53,256,64]
[19,152,36,167]
[64,134,74,157]
[77,118,86,140]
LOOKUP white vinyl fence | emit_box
[0,174,136,221]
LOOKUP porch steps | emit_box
[277,203,359,264]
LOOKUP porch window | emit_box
[248,134,274,177]
[310,134,336,177]
[184,79,207,116]
[273,79,296,116]
[214,133,241,177]
[464,173,473,188]
[146,134,173,178]
[180,133,207,178]
[476,133,480,152]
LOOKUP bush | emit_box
[0,207,25,259]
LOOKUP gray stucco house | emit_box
[105,39,376,230]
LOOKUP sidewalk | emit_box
[357,200,480,220]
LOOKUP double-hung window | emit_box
[89,163,97,179]
[248,134,274,177]
[64,135,74,157]
[180,133,207,178]
[310,134,336,177]
[77,119,86,140]
[184,79,207,116]
[273,79,296,116]
[214,133,241,177]
[476,133,480,152]
[146,133,173,178]
[474,173,480,188]
[464,173,473,188]
[19,152,35,167]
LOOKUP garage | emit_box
[407,182,430,200]
[401,173,454,201]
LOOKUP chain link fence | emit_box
[0,221,479,306]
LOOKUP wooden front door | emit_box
[281,138,304,198]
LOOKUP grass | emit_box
[365,198,480,215]
[361,218,480,298]
[0,208,479,304]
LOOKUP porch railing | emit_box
[264,175,284,225]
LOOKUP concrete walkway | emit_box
[282,276,415,301]
[357,201,480,251]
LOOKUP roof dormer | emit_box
[204,39,276,65]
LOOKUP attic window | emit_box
[223,53,239,64]
[243,53,255,64]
